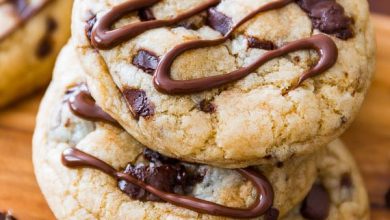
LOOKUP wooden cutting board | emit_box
[0,15,389,220]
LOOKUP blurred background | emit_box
[0,0,389,219]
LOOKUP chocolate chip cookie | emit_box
[0,0,72,107]
[33,43,369,219]
[72,0,376,167]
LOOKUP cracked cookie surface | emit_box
[72,0,375,167]
[33,43,369,220]
[0,0,72,107]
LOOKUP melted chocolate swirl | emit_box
[66,84,118,125]
[62,148,274,218]
[154,34,337,94]
[91,0,220,49]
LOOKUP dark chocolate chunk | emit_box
[300,184,330,220]
[198,99,216,113]
[123,88,155,119]
[247,37,276,50]
[276,161,284,168]
[340,173,353,188]
[132,50,159,74]
[36,35,53,58]
[85,15,97,41]
[385,188,390,209]
[264,208,279,220]
[0,211,17,220]
[296,0,354,40]
[207,7,232,35]
[35,17,57,58]
[46,17,58,33]
[138,8,155,21]
[118,149,203,202]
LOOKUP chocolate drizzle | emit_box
[91,0,340,95]
[66,84,118,125]
[91,0,221,49]
[0,0,54,42]
[155,34,337,94]
[62,148,274,218]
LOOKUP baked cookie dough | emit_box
[72,0,376,167]
[0,0,72,107]
[33,43,369,220]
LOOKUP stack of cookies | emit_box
[33,0,376,219]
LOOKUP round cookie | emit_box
[72,0,376,167]
[34,43,319,219]
[33,44,369,220]
[0,0,73,108]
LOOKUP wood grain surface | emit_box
[0,15,389,220]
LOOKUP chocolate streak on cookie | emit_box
[154,0,337,94]
[67,84,119,125]
[90,0,337,94]
[62,148,274,218]
[155,34,337,94]
[0,0,54,42]
[91,0,220,49]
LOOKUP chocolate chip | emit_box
[36,35,53,58]
[198,100,216,113]
[123,88,155,119]
[296,0,354,40]
[132,50,160,74]
[247,37,276,50]
[264,208,279,220]
[118,149,203,202]
[340,173,353,188]
[0,211,17,220]
[85,15,97,41]
[276,161,284,168]
[35,17,57,58]
[300,184,330,220]
[385,188,390,209]
[207,8,232,35]
[138,8,155,21]
[46,17,58,33]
